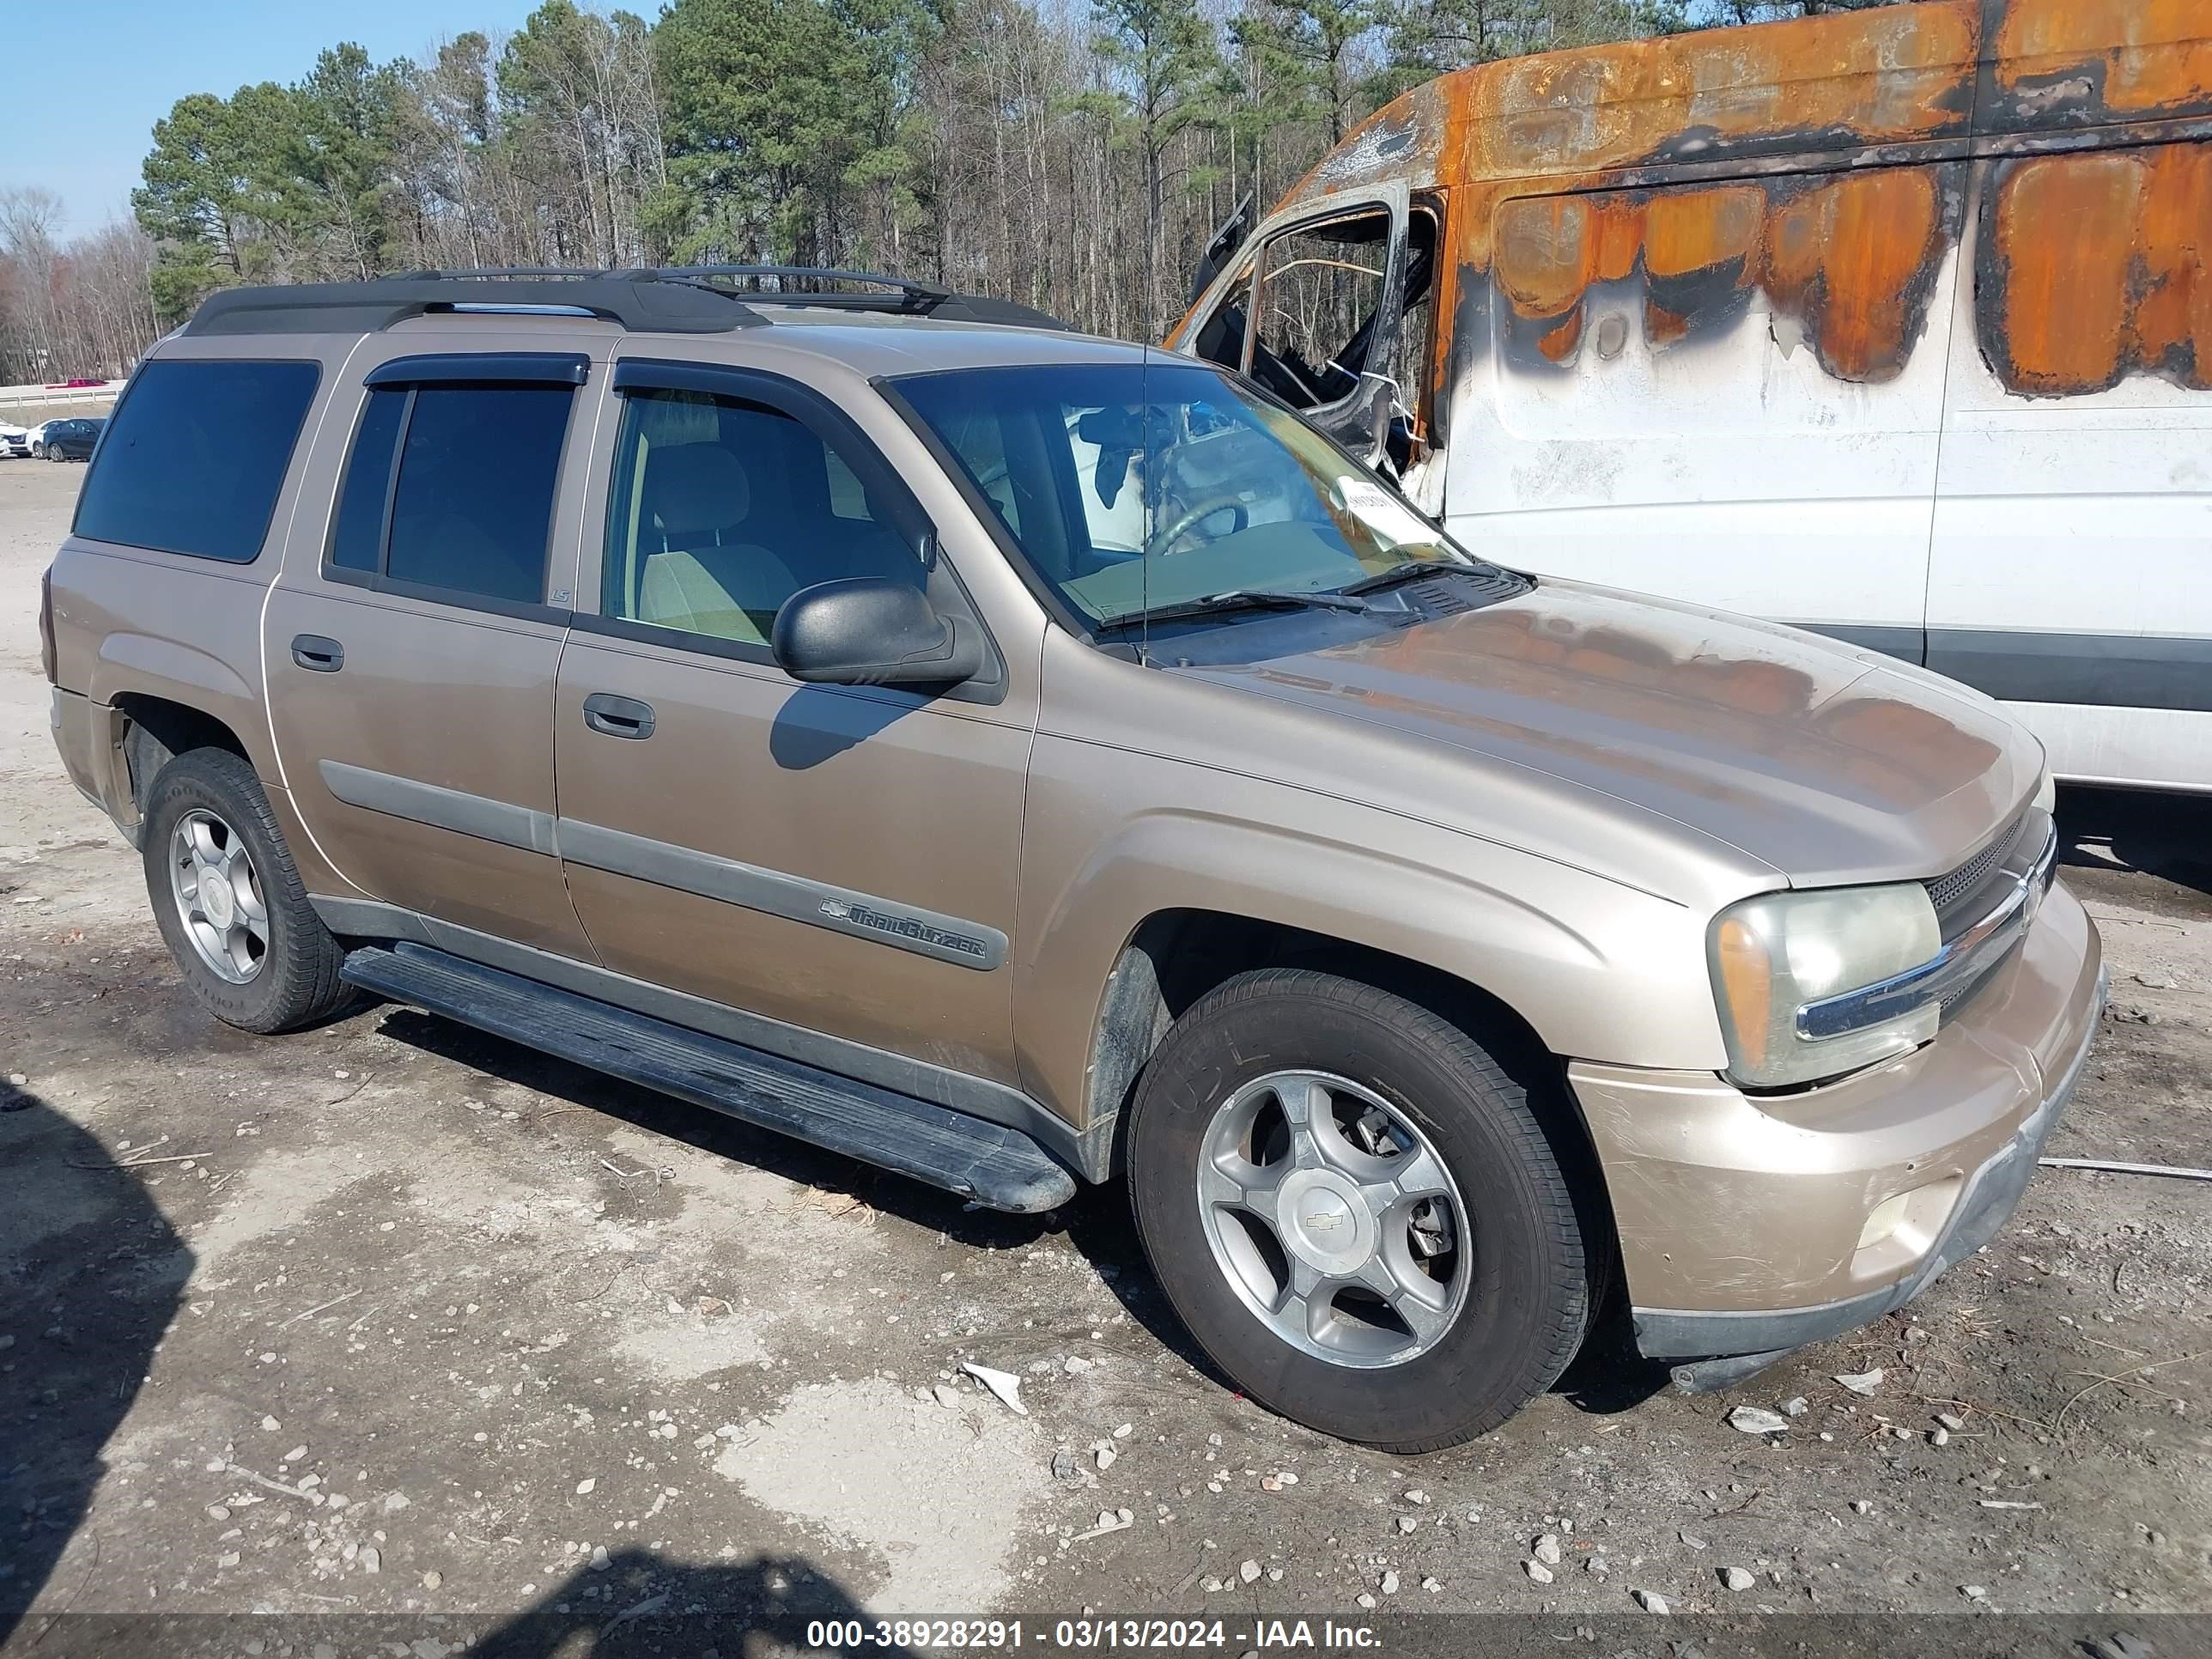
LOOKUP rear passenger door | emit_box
[263,341,602,958]
[550,357,1030,1089]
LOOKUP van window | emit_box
[73,358,320,562]
[1198,209,1437,428]
[1256,214,1395,407]
[600,386,921,650]
[325,383,573,606]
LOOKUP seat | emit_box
[633,442,798,645]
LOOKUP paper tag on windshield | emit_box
[1336,478,1437,546]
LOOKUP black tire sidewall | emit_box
[141,750,338,1033]
[1128,974,1589,1450]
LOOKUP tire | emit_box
[1126,969,1591,1451]
[140,747,351,1034]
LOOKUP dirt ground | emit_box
[2,455,2207,1656]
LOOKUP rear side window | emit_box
[325,381,574,607]
[74,359,319,562]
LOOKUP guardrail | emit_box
[0,381,124,410]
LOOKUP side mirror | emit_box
[772,578,984,688]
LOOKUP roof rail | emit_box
[180,266,1068,337]
[182,275,763,337]
[647,265,1068,330]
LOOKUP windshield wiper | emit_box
[1338,558,1477,596]
[1094,587,1376,634]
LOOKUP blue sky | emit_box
[2,0,545,235]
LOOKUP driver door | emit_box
[1174,182,1428,470]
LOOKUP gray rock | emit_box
[1679,1531,1707,1550]
[1835,1368,1885,1395]
[1051,1449,1079,1481]
[1533,1533,1562,1565]
[1634,1589,1670,1614]
[1239,1560,1261,1584]
[1727,1406,1790,1435]
[1722,1567,1755,1591]
[1524,1561,1554,1584]
[932,1384,961,1408]
[1395,1516,1417,1534]
[358,1547,380,1575]
[1780,1396,1809,1418]
[1380,1570,1401,1595]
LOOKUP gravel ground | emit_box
[2,457,2207,1656]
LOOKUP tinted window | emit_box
[601,386,920,648]
[382,385,572,605]
[74,359,319,562]
[327,389,407,573]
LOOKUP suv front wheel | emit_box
[1127,969,1592,1451]
[141,747,351,1034]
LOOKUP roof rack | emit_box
[647,265,1066,330]
[182,266,1068,337]
[183,273,763,337]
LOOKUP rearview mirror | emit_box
[772,578,984,688]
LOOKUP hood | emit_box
[1171,579,2042,890]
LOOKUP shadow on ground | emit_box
[14,1549,920,1656]
[2057,785,2212,910]
[0,1085,190,1644]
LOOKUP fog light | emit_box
[1858,1192,1911,1252]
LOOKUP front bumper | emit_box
[1570,877,2104,1365]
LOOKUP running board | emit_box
[340,943,1078,1213]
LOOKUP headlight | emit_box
[1709,884,1941,1088]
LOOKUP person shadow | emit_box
[0,1084,191,1644]
[471,1548,920,1657]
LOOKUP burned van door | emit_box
[1176,182,1417,469]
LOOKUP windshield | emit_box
[894,360,1473,629]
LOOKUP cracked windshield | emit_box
[896,361,1472,629]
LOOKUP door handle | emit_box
[291,634,343,672]
[582,692,655,739]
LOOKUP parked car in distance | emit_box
[24,421,55,459]
[46,377,106,389]
[0,422,30,459]
[44,269,2102,1449]
[1171,0,2212,793]
[41,417,105,461]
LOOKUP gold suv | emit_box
[44,269,2103,1449]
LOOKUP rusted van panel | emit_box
[1173,0,2212,409]
[1979,143,2212,393]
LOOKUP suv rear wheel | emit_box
[141,747,350,1034]
[1127,969,1591,1451]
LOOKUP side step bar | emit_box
[340,943,1078,1213]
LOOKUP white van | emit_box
[1171,0,2212,791]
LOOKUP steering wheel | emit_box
[1146,495,1249,557]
